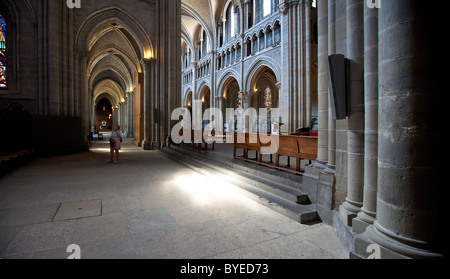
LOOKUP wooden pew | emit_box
[233,132,246,158]
[298,136,318,162]
[276,135,301,172]
[233,132,318,175]
[245,133,260,160]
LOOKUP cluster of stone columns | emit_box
[280,0,313,132]
[315,0,442,258]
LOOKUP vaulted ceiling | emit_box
[87,20,143,106]
[181,0,232,50]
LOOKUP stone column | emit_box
[325,0,336,173]
[296,1,304,128]
[362,0,441,258]
[305,0,312,129]
[339,0,365,226]
[129,91,135,138]
[141,58,156,150]
[89,87,95,133]
[352,2,378,234]
[78,49,89,151]
[121,102,127,133]
[113,106,118,127]
[315,0,328,168]
[241,91,251,133]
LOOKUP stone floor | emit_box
[0,138,348,259]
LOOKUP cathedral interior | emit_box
[0,0,444,260]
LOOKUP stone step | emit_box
[168,144,305,193]
[168,147,310,205]
[160,147,318,224]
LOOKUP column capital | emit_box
[140,58,156,67]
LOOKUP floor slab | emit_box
[53,200,102,222]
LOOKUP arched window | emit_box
[263,0,271,17]
[230,5,236,38]
[0,14,6,89]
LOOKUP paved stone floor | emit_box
[0,138,348,259]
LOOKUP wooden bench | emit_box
[0,149,36,177]
[233,132,318,175]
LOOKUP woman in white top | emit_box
[109,125,122,163]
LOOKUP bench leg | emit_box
[296,158,301,173]
[276,154,280,167]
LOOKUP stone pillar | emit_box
[305,0,312,129]
[325,0,336,173]
[315,0,328,168]
[141,58,156,150]
[89,87,95,133]
[120,102,125,133]
[352,2,378,234]
[296,1,304,128]
[359,0,442,259]
[113,106,118,128]
[129,91,135,138]
[78,49,89,151]
[339,0,364,226]
[241,91,251,133]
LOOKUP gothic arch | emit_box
[244,57,281,92]
[196,81,211,100]
[183,87,193,107]
[217,70,241,99]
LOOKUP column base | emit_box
[313,160,328,169]
[352,210,376,234]
[142,140,153,150]
[353,229,418,259]
[152,140,161,150]
[339,201,361,227]
[323,163,336,174]
[363,222,443,259]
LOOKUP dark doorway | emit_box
[95,98,113,131]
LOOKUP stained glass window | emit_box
[0,14,6,89]
[264,87,272,113]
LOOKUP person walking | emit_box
[108,125,122,164]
